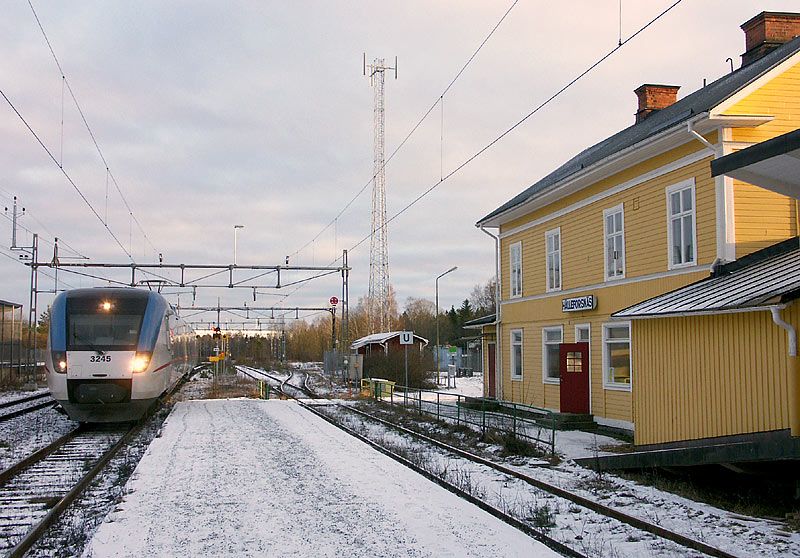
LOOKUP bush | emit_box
[363,349,436,389]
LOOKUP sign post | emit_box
[399,331,413,405]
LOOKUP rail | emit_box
[368,382,556,456]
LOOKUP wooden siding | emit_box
[727,61,800,144]
[631,304,799,446]
[499,269,707,421]
[734,181,798,257]
[499,155,716,301]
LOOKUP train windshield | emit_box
[66,296,148,351]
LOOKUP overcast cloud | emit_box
[0,1,789,326]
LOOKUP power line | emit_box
[346,0,686,254]
[0,88,134,260]
[288,0,520,261]
[275,0,685,310]
[27,0,159,258]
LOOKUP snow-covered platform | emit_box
[86,399,555,557]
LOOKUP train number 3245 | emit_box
[90,355,112,362]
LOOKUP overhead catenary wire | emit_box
[26,0,159,258]
[287,0,520,262]
[0,88,134,261]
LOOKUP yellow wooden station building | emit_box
[475,12,800,463]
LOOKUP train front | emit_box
[47,287,167,422]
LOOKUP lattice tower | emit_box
[366,57,391,333]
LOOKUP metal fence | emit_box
[365,382,556,456]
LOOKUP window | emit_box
[510,242,522,298]
[575,324,590,343]
[603,204,625,279]
[545,228,561,292]
[542,326,562,382]
[666,181,696,268]
[603,323,631,389]
[510,329,523,380]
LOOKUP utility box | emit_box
[360,378,395,399]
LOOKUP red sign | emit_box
[330,296,339,306]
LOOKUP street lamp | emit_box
[435,266,458,385]
[233,225,244,265]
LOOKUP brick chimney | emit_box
[741,12,800,67]
[634,84,680,123]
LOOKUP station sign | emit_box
[399,331,414,345]
[562,295,596,313]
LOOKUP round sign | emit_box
[330,296,339,306]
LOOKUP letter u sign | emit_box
[399,331,413,345]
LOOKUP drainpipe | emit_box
[480,226,501,400]
[686,119,716,151]
[770,305,800,436]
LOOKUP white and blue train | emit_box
[46,287,199,422]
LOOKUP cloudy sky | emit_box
[0,0,791,326]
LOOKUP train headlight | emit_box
[52,351,67,374]
[131,352,151,373]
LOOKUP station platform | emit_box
[85,399,555,557]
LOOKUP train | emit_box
[46,287,199,422]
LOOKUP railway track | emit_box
[0,366,205,557]
[0,393,56,423]
[236,365,741,558]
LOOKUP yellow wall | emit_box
[499,270,707,421]
[724,61,800,257]
[727,62,800,144]
[632,304,798,446]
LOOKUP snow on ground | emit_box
[0,387,49,405]
[85,399,557,557]
[0,407,77,470]
[433,372,484,399]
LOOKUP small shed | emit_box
[350,331,428,356]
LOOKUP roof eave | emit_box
[476,113,710,228]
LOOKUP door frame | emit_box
[558,342,590,414]
[487,342,496,398]
[574,323,592,414]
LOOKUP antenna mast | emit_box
[364,54,397,333]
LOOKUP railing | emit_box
[368,383,556,456]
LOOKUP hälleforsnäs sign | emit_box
[562,295,596,312]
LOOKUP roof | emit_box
[477,36,800,227]
[0,299,22,309]
[613,237,800,319]
[350,331,429,350]
[463,314,496,329]
[711,127,800,198]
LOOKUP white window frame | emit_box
[575,323,591,344]
[602,321,632,391]
[666,179,697,270]
[575,323,592,413]
[510,329,523,381]
[545,227,562,292]
[603,204,626,280]
[541,325,563,384]
[509,241,522,298]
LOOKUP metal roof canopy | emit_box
[350,331,429,351]
[613,237,800,319]
[711,128,800,199]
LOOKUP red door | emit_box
[559,343,589,414]
[487,343,496,398]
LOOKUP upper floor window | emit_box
[510,242,522,298]
[510,329,523,380]
[545,228,561,292]
[666,180,696,268]
[603,204,625,280]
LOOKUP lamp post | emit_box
[233,225,244,265]
[435,266,458,385]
